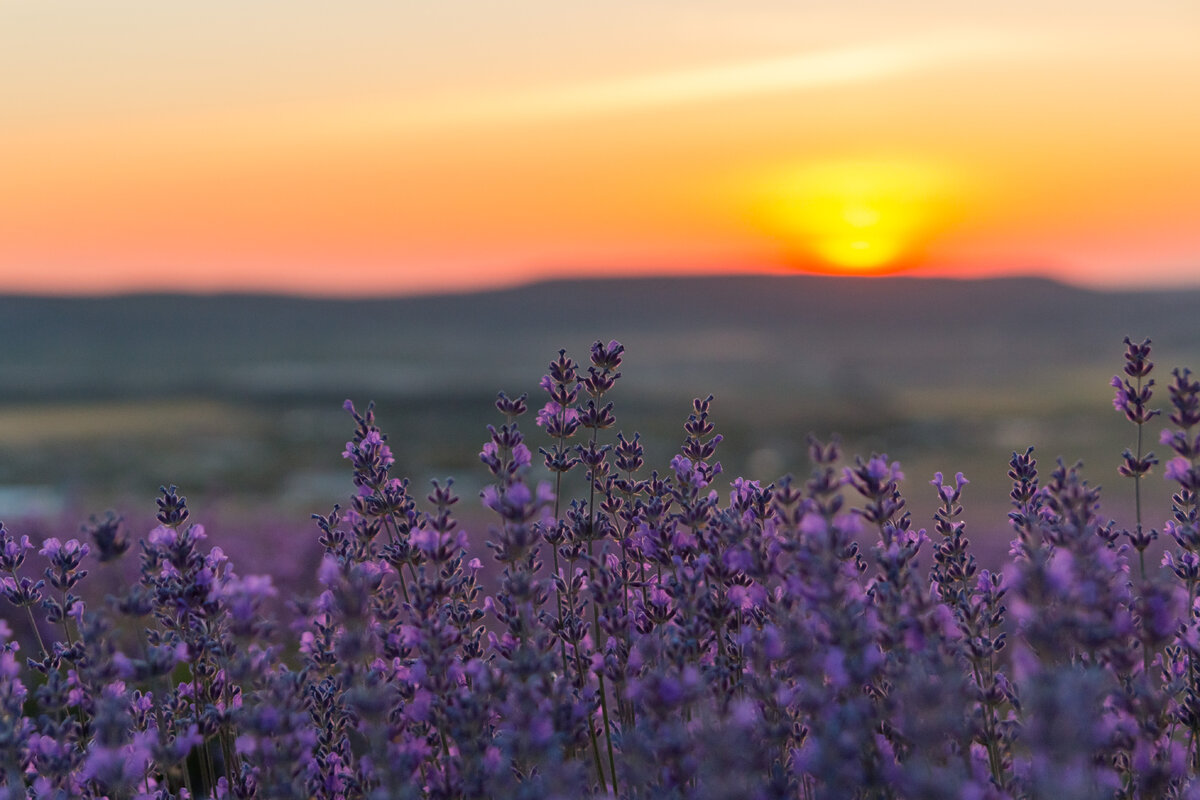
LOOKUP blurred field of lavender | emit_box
[5,274,1197,580]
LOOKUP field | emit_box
[5,274,1200,798]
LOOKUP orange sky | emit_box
[2,2,1198,295]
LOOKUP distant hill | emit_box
[2,274,1196,402]
[0,273,1196,537]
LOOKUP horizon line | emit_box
[0,270,1186,302]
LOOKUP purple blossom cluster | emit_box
[5,337,1200,798]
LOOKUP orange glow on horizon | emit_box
[1,3,1198,294]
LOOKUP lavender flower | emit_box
[4,336,1200,799]
[83,510,131,563]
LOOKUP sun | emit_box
[752,160,951,274]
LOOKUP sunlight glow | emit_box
[753,160,955,273]
[2,2,1199,293]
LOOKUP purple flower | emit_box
[410,526,439,554]
[0,648,22,682]
[0,532,31,571]
[10,338,1200,798]
[215,573,277,623]
[590,339,624,371]
[800,512,828,537]
[83,510,129,563]
[169,724,205,761]
[1165,456,1195,485]
[147,525,177,547]
[1,574,44,607]
[1111,375,1127,404]
[931,471,969,504]
[730,476,761,507]
[535,401,579,430]
[317,554,342,586]
[822,647,849,688]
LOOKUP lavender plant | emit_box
[5,337,1200,798]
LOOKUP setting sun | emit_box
[753,161,956,274]
[1,3,1198,292]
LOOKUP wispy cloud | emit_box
[383,30,1042,129]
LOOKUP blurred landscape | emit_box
[2,273,1197,570]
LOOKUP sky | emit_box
[2,1,1199,295]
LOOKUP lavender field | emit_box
[4,277,1200,797]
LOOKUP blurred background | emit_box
[1,276,1197,573]
[2,2,1198,577]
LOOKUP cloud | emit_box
[389,30,1043,128]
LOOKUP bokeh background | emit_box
[2,2,1198,579]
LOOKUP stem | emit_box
[1135,412,1144,559]
[136,628,171,793]
[569,601,609,794]
[20,600,48,661]
[597,668,618,793]
[167,670,198,800]
[619,476,638,728]
[736,607,746,699]
[217,659,242,785]
[1131,373,1155,679]
[5,565,49,661]
[551,469,571,682]
[191,665,217,797]
[381,514,411,604]
[547,384,578,687]
[972,660,1004,786]
[584,420,619,796]
[59,587,75,648]
[1135,374,1146,581]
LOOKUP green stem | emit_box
[1135,432,1144,570]
[23,605,46,659]
[551,470,571,682]
[584,421,619,796]
[570,607,609,794]
[8,564,49,660]
[217,657,242,784]
[381,513,411,604]
[59,587,76,648]
[166,670,198,800]
[192,665,217,797]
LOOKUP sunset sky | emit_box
[3,1,1198,295]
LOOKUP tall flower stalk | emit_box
[1112,336,1160,579]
